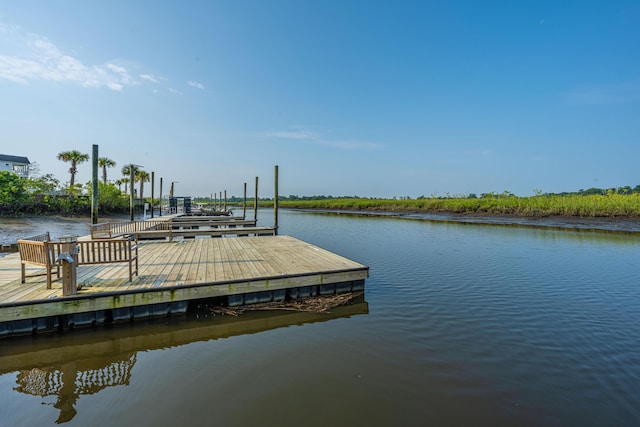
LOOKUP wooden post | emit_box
[129,166,135,221]
[91,145,99,224]
[219,192,222,212]
[254,176,259,222]
[151,172,155,218]
[60,237,77,296]
[243,182,247,220]
[224,190,227,213]
[274,165,279,235]
[159,177,163,217]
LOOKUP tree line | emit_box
[0,150,153,216]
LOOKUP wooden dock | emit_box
[0,235,368,337]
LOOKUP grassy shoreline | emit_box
[256,194,640,219]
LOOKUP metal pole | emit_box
[91,144,99,224]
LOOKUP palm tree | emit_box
[121,164,139,178]
[98,157,116,184]
[121,165,139,196]
[119,177,130,194]
[57,150,89,188]
[135,170,150,200]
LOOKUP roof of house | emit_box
[0,154,30,164]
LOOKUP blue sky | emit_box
[1,1,639,198]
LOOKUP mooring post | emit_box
[151,172,155,218]
[91,145,98,224]
[224,190,227,213]
[59,236,78,296]
[243,182,247,220]
[274,165,279,235]
[159,177,163,217]
[254,176,259,223]
[129,166,135,221]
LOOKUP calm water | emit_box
[1,210,639,426]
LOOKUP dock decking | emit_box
[0,235,368,336]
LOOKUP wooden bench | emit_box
[90,222,115,239]
[75,239,138,282]
[17,232,61,289]
[18,236,138,289]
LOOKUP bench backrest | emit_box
[22,232,51,242]
[90,223,113,239]
[17,239,62,266]
[76,239,135,264]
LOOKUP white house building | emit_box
[0,154,30,178]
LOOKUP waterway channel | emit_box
[1,210,639,426]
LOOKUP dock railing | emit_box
[90,220,170,239]
[91,218,275,241]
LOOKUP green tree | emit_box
[87,181,128,213]
[98,157,117,184]
[0,170,28,205]
[57,150,89,188]
[27,174,60,194]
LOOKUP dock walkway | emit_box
[0,235,368,337]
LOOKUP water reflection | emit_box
[0,299,368,423]
[15,355,136,424]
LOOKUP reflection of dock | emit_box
[0,300,368,423]
[0,235,368,338]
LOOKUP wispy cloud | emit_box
[140,73,159,83]
[0,24,139,91]
[264,127,382,150]
[565,79,640,106]
[0,21,184,94]
[188,80,204,90]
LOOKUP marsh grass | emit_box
[262,194,640,218]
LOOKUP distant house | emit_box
[0,154,30,178]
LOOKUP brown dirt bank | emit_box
[287,208,640,233]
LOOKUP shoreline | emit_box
[288,208,640,233]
